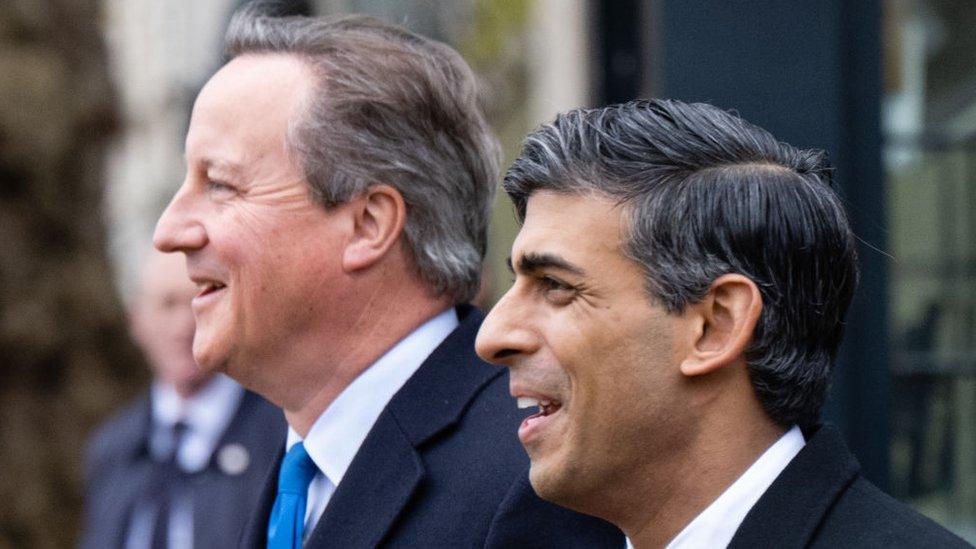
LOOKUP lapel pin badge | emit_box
[218,443,250,475]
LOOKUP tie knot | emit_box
[278,442,317,495]
[153,419,189,463]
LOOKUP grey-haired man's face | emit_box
[154,54,353,392]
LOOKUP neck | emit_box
[172,374,217,400]
[625,385,784,548]
[280,282,452,437]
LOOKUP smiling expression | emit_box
[153,54,355,394]
[475,190,694,511]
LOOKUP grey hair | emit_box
[504,99,859,429]
[224,5,500,303]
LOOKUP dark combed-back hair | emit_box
[223,4,500,303]
[504,99,859,428]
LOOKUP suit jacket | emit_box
[729,424,970,548]
[240,305,623,548]
[80,389,285,549]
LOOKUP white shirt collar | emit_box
[286,307,459,486]
[665,425,806,549]
[150,374,244,471]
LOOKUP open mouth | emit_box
[515,395,563,443]
[192,280,227,310]
[517,396,562,418]
[196,281,226,298]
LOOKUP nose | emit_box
[154,183,208,253]
[475,289,539,367]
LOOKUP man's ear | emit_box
[342,184,407,272]
[679,274,762,377]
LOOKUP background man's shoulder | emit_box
[85,394,149,473]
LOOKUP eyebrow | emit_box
[205,159,242,174]
[188,156,243,177]
[507,253,587,276]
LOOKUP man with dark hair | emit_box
[476,99,968,548]
[153,7,620,549]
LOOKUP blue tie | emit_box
[267,442,318,549]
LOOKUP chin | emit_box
[529,458,603,518]
[529,461,570,504]
[191,343,228,376]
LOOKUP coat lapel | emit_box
[102,398,156,548]
[304,413,425,547]
[728,424,861,548]
[238,445,285,549]
[303,305,500,547]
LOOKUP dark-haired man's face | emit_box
[475,190,696,517]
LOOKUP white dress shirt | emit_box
[624,425,805,549]
[286,307,459,540]
[151,374,244,472]
[126,374,244,549]
[667,425,805,548]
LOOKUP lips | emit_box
[195,280,226,297]
[514,393,563,444]
[190,276,227,309]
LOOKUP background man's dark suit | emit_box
[240,307,623,548]
[81,390,285,548]
[729,424,970,548]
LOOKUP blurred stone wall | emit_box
[0,1,147,546]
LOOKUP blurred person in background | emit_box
[476,99,969,549]
[80,249,284,549]
[153,6,622,549]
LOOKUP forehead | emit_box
[514,191,628,263]
[196,53,311,113]
[186,54,312,160]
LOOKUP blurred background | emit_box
[0,0,973,546]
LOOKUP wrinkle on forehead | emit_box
[517,191,628,258]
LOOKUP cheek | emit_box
[221,201,297,255]
[555,310,668,420]
[232,236,336,338]
[220,218,283,293]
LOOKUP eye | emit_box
[538,276,577,305]
[206,179,236,195]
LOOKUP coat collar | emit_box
[121,394,154,463]
[384,305,501,445]
[727,424,861,548]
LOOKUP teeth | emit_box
[517,396,540,409]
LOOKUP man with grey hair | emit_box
[153,6,621,549]
[476,99,968,548]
